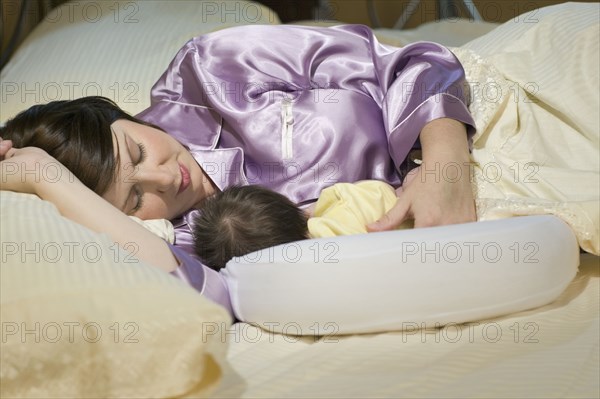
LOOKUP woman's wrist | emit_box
[0,147,73,196]
[417,118,473,188]
[30,158,79,198]
[420,118,469,159]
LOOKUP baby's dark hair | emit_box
[193,185,309,270]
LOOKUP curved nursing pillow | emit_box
[222,216,579,335]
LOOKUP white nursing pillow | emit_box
[222,216,579,335]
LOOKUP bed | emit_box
[1,1,598,398]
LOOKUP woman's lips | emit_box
[178,163,191,194]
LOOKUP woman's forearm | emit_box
[416,117,476,225]
[1,146,179,273]
[36,176,179,272]
[0,146,178,271]
[419,118,470,165]
[367,117,475,230]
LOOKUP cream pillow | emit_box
[0,191,231,398]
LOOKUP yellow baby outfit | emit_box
[308,180,412,238]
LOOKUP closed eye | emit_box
[137,143,147,164]
[127,143,147,214]
[130,185,145,214]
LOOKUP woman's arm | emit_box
[368,118,476,230]
[0,145,179,273]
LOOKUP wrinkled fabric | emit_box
[137,24,475,315]
[168,244,233,316]
[308,180,413,237]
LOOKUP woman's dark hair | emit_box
[1,96,149,195]
[193,185,309,271]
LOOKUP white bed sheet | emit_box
[214,253,599,398]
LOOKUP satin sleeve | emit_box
[167,243,234,318]
[146,24,475,168]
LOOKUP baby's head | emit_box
[193,185,309,270]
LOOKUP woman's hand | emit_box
[0,138,14,160]
[367,118,476,230]
[0,142,73,195]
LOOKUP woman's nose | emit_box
[136,166,176,193]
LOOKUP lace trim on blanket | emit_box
[452,48,598,254]
[476,197,598,255]
[451,47,510,146]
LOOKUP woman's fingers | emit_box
[0,139,13,160]
[366,197,411,232]
[403,165,420,187]
[0,146,60,194]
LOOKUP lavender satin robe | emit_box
[136,24,475,316]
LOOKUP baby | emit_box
[132,181,409,271]
[192,181,412,270]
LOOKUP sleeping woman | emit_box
[1,3,598,316]
[0,24,477,315]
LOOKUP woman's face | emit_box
[102,119,215,220]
